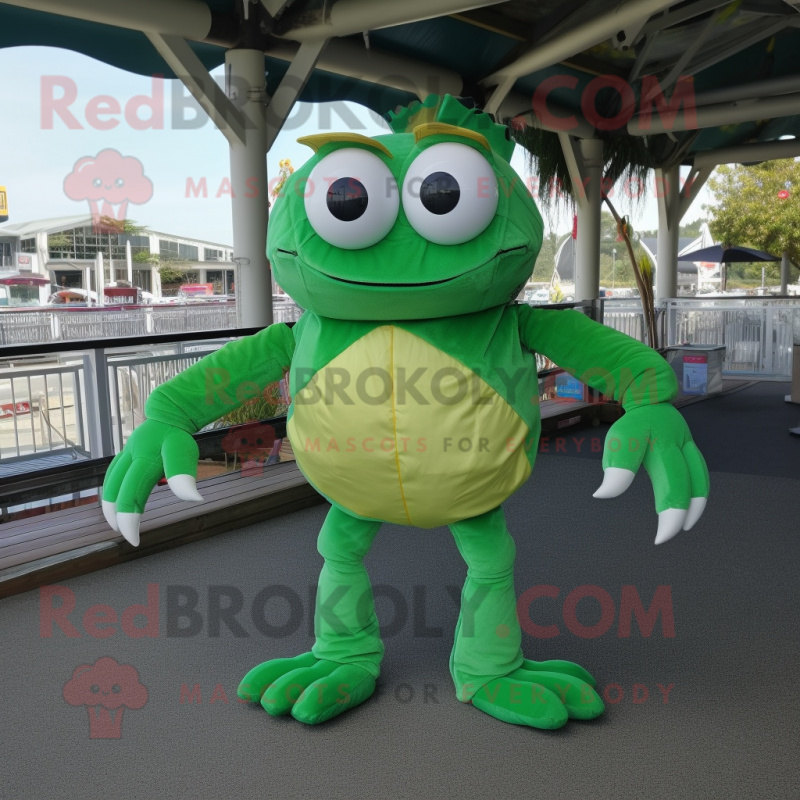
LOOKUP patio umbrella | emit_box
[679,244,780,262]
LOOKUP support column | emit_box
[656,165,680,302]
[574,138,603,302]
[226,49,271,329]
[125,240,133,285]
[96,252,105,306]
[781,251,790,295]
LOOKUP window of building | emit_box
[205,247,223,261]
[159,239,180,260]
[46,227,135,262]
[206,270,224,293]
[133,269,152,293]
[20,238,36,253]
[54,270,82,289]
[179,243,199,261]
[1,242,12,268]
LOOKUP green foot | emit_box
[237,652,376,725]
[471,660,604,730]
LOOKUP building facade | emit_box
[0,215,239,299]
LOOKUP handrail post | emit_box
[82,347,115,459]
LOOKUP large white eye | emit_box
[402,142,498,245]
[304,148,399,250]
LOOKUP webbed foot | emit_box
[237,652,376,725]
[470,659,604,730]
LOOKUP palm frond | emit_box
[505,118,661,212]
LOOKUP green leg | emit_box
[449,507,604,730]
[449,506,525,698]
[311,505,383,673]
[237,505,383,724]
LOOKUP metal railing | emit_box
[665,298,800,379]
[0,327,268,469]
[1,301,593,473]
[525,296,800,379]
[601,299,648,343]
[0,362,88,461]
[0,312,54,345]
[106,341,234,452]
[7,294,796,471]
[0,300,304,344]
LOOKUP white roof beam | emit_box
[629,89,800,133]
[640,0,733,35]
[276,0,509,42]
[693,74,800,106]
[265,38,328,151]
[652,8,720,94]
[629,30,659,81]
[693,138,800,166]
[679,16,794,77]
[147,32,246,146]
[481,0,681,90]
[260,0,295,21]
[0,0,212,39]
[266,39,463,101]
[678,163,712,220]
[496,91,596,139]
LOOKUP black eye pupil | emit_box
[327,178,368,221]
[420,172,460,215]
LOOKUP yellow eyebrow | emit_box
[413,123,490,152]
[296,132,392,158]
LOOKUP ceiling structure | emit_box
[1,0,800,167]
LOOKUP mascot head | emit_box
[268,94,543,320]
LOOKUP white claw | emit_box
[102,500,119,532]
[654,508,688,545]
[167,474,204,503]
[593,467,636,499]
[683,497,707,531]
[117,513,142,547]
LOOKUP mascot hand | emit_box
[101,420,204,546]
[591,403,709,545]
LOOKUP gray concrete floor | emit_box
[1,382,798,799]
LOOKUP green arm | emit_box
[101,322,297,546]
[144,322,296,432]
[516,305,677,409]
[517,305,709,545]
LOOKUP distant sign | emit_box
[0,185,7,223]
[555,373,584,401]
[1,402,31,417]
[683,354,708,395]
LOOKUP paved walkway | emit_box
[1,382,798,799]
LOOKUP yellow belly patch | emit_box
[288,325,531,527]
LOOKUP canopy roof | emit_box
[2,0,800,164]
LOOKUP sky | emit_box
[0,46,714,246]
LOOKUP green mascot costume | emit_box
[102,95,709,729]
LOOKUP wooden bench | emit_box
[0,462,325,599]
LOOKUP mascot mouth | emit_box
[275,246,528,288]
